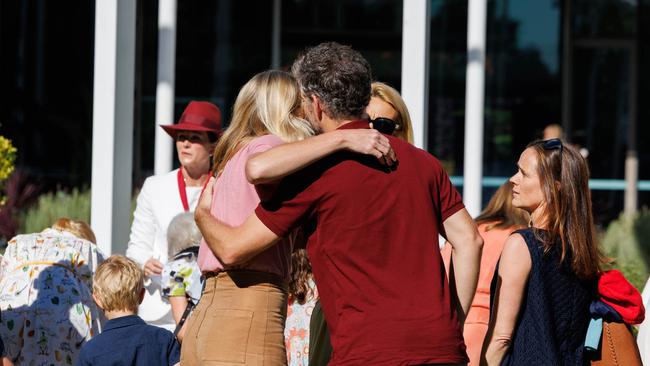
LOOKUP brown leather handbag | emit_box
[589,320,642,366]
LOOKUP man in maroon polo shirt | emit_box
[196,42,483,366]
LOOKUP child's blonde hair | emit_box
[93,255,144,313]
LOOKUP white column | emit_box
[91,0,136,255]
[154,0,177,175]
[401,0,430,149]
[462,0,487,217]
[625,153,638,216]
[624,46,638,216]
[271,0,282,69]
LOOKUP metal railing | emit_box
[449,176,650,191]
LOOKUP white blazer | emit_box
[126,169,201,330]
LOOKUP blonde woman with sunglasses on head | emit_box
[366,81,414,143]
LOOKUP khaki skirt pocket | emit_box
[197,309,254,363]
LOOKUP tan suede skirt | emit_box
[181,271,288,365]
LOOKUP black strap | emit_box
[173,300,196,337]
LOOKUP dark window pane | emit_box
[572,0,637,38]
[281,0,403,89]
[427,0,562,179]
[428,0,468,175]
[1,1,95,187]
[484,0,561,177]
[572,47,630,180]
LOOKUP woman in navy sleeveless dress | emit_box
[481,139,604,365]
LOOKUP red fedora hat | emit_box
[160,101,223,139]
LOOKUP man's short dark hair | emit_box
[291,42,372,120]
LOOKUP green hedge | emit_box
[19,188,91,234]
[601,209,650,292]
[18,188,139,236]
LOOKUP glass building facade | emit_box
[1,0,648,224]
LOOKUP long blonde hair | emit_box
[371,82,414,144]
[212,70,314,175]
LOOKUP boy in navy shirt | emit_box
[77,255,180,366]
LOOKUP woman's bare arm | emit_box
[168,296,188,342]
[443,209,483,325]
[168,296,188,324]
[481,233,531,365]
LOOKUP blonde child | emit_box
[76,255,180,366]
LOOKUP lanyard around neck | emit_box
[178,168,213,212]
[177,169,190,212]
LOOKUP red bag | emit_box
[598,270,645,325]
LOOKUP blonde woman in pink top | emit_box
[181,70,394,366]
[442,182,528,366]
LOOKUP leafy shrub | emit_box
[19,188,91,234]
[600,209,650,291]
[18,187,139,237]
[0,136,17,205]
[0,136,18,242]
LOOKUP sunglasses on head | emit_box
[370,117,400,135]
[176,132,206,143]
[543,138,563,151]
[541,138,563,178]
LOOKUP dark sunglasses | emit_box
[543,138,562,150]
[542,138,563,178]
[176,132,206,143]
[370,117,400,135]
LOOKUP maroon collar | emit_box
[336,120,370,130]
